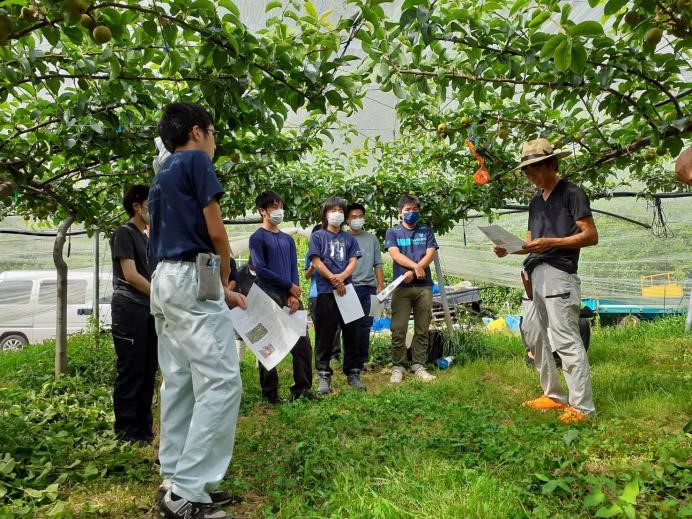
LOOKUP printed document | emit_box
[230,285,300,370]
[333,284,364,324]
[369,295,384,317]
[478,225,525,254]
[282,306,308,337]
[377,274,407,303]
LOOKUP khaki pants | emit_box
[390,286,433,370]
[521,263,595,415]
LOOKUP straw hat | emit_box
[511,138,571,171]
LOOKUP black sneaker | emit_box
[156,486,235,507]
[159,490,228,518]
[289,390,318,402]
[264,393,283,405]
[347,371,367,391]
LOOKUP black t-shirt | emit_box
[523,179,592,275]
[229,257,238,283]
[110,223,151,307]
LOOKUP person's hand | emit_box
[225,289,247,309]
[523,238,556,254]
[334,283,346,296]
[287,295,300,314]
[403,271,415,283]
[376,283,384,295]
[290,284,302,298]
[494,246,508,258]
[414,266,425,280]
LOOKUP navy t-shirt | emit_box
[249,228,298,294]
[148,150,224,265]
[523,179,592,275]
[384,224,439,287]
[307,229,362,295]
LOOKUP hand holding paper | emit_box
[478,225,525,254]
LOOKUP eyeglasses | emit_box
[205,128,219,139]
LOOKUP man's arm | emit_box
[120,259,151,295]
[523,217,598,253]
[203,199,246,308]
[388,247,419,270]
[417,248,437,269]
[375,267,384,293]
[495,231,533,257]
[336,257,358,282]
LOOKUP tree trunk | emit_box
[53,215,75,377]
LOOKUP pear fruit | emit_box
[92,25,112,44]
[0,14,13,45]
[80,14,94,29]
[645,27,663,45]
[21,6,38,21]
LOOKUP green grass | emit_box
[0,318,690,518]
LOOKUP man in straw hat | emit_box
[494,138,598,424]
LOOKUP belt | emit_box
[163,252,206,262]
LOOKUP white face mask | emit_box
[140,209,150,225]
[349,217,365,231]
[327,211,344,227]
[268,209,284,225]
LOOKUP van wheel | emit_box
[1,334,28,351]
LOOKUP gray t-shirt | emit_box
[350,231,382,287]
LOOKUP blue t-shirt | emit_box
[304,254,318,299]
[249,228,298,294]
[148,150,224,264]
[384,224,439,287]
[307,229,362,295]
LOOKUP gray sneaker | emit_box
[159,490,228,519]
[347,371,367,391]
[390,368,404,384]
[317,372,332,394]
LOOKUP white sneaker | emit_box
[414,367,437,382]
[389,369,404,384]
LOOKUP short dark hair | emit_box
[398,195,421,211]
[123,184,149,217]
[255,191,283,211]
[311,224,322,234]
[346,203,366,217]
[158,103,214,153]
[321,196,347,228]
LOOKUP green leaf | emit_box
[588,0,602,6]
[540,34,566,59]
[553,39,572,71]
[541,480,559,494]
[563,429,579,446]
[603,0,628,15]
[596,504,623,517]
[620,478,639,505]
[305,1,318,17]
[142,20,157,38]
[570,44,587,73]
[584,490,606,507]
[569,21,604,37]
[265,0,282,12]
[528,11,551,29]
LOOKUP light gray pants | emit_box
[150,261,242,503]
[521,263,595,415]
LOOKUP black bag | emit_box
[406,330,445,364]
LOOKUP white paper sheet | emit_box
[229,285,301,370]
[369,295,384,317]
[333,284,365,324]
[478,225,525,254]
[377,274,407,303]
[282,306,308,336]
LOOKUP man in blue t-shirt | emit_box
[307,197,364,394]
[384,195,439,384]
[148,103,245,519]
[249,191,314,404]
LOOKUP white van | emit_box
[0,270,112,351]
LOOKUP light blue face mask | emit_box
[403,211,420,225]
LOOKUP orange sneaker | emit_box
[522,395,569,411]
[558,407,588,424]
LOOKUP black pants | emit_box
[309,297,341,359]
[258,290,313,398]
[314,293,362,376]
[111,298,158,441]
